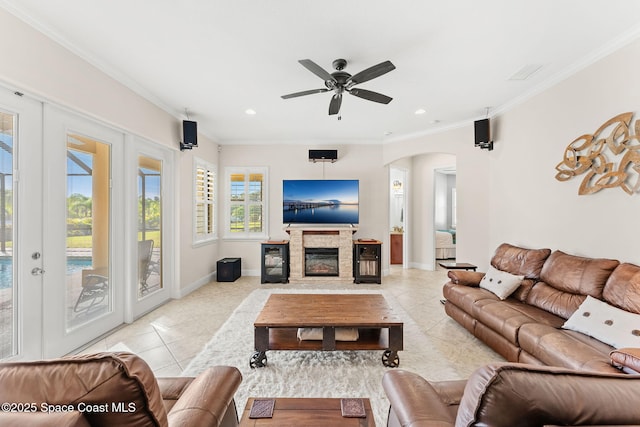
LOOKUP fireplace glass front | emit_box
[305,248,339,276]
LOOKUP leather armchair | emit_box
[383,363,640,427]
[0,352,242,427]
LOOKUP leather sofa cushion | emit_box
[525,251,620,319]
[471,299,566,345]
[382,369,464,426]
[470,300,532,344]
[443,281,498,315]
[0,411,91,427]
[602,262,640,314]
[456,363,640,427]
[539,250,619,298]
[0,352,168,427]
[156,376,194,413]
[490,243,551,279]
[526,282,586,319]
[518,323,619,373]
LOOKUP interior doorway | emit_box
[434,167,457,266]
[389,167,407,267]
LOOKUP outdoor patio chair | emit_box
[139,239,157,293]
[73,273,109,314]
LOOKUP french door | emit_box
[0,87,43,360]
[0,90,173,360]
[42,105,125,357]
[129,139,174,319]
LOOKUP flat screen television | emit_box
[283,179,359,224]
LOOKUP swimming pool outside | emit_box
[0,257,92,290]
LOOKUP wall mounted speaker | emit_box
[183,120,198,146]
[474,119,490,145]
[474,118,493,151]
[309,149,338,163]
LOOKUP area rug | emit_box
[183,289,461,427]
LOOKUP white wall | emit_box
[177,144,220,295]
[384,36,640,268]
[219,144,388,274]
[0,8,220,292]
[488,36,640,263]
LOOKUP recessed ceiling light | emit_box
[245,109,257,115]
[384,131,393,136]
[414,108,427,115]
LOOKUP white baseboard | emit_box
[242,269,260,277]
[409,261,435,271]
[179,269,263,299]
[178,271,216,298]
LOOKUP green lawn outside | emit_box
[67,231,161,250]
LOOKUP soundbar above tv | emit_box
[283,179,359,224]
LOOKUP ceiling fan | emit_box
[281,58,396,116]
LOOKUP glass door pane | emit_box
[0,112,15,358]
[66,134,111,329]
[138,156,162,297]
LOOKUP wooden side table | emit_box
[438,262,477,271]
[239,397,375,426]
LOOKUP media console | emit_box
[261,226,381,284]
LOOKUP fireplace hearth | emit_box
[305,248,339,276]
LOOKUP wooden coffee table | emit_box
[250,293,403,368]
[239,397,375,426]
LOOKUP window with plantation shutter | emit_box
[194,158,216,243]
[224,166,268,239]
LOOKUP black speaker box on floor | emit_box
[309,149,338,162]
[217,258,241,282]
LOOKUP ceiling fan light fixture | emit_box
[282,58,395,116]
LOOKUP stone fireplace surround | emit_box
[286,225,357,284]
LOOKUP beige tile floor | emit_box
[78,266,504,378]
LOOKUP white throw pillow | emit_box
[297,327,359,341]
[562,295,640,349]
[479,266,524,300]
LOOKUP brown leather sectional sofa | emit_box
[0,352,242,427]
[383,362,640,427]
[443,243,640,373]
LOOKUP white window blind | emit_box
[224,167,268,239]
[194,159,216,243]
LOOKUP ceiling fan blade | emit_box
[299,59,336,82]
[348,60,396,85]
[328,94,342,115]
[281,88,329,99]
[349,88,393,104]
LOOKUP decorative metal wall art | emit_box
[555,112,640,195]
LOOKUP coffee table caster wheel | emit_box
[250,351,267,368]
[382,350,399,368]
